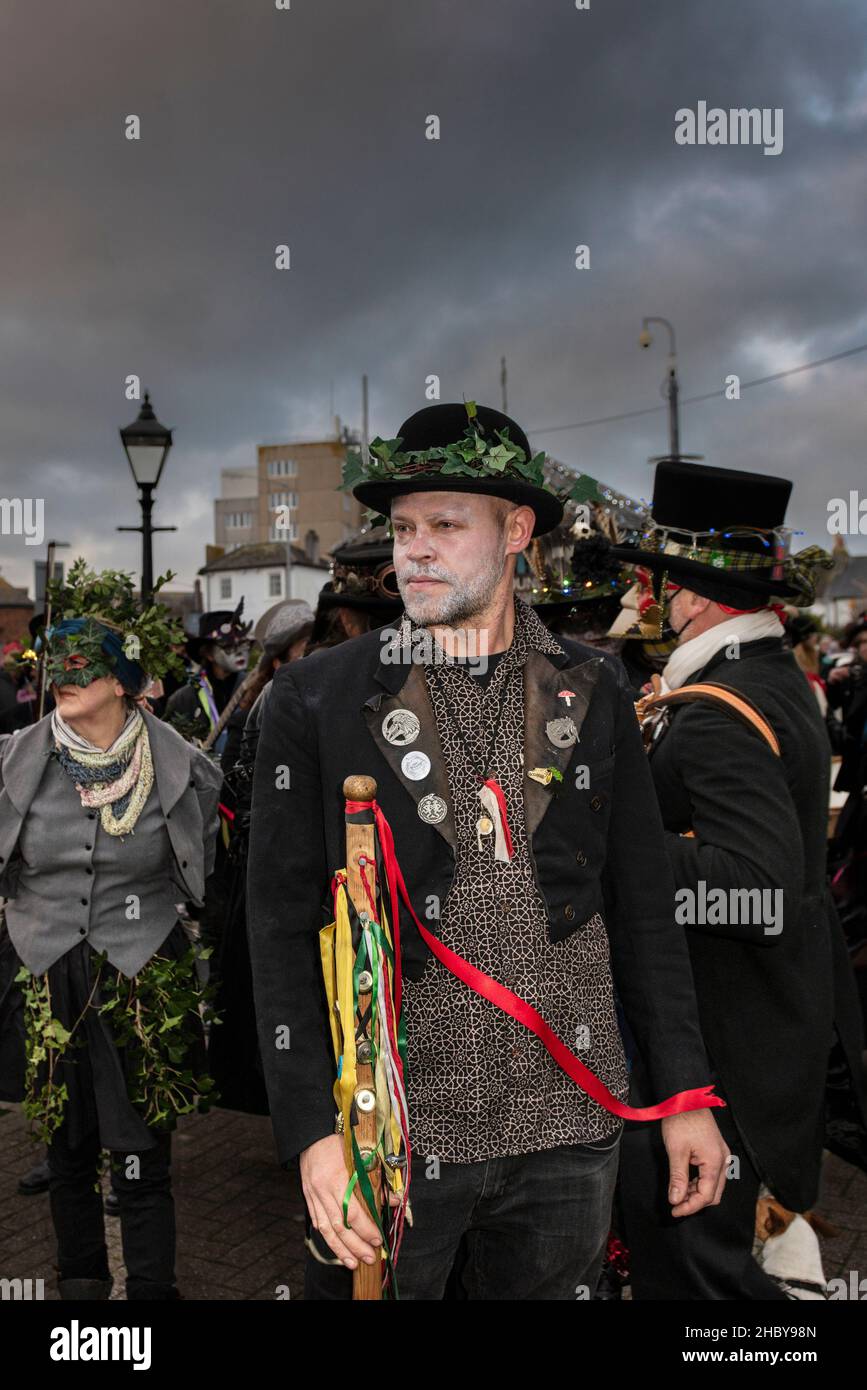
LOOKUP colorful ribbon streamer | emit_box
[345,798,724,1122]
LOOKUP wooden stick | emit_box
[343,774,383,1301]
[199,661,261,752]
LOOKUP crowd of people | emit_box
[0,399,865,1301]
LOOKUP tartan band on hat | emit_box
[610,459,833,608]
[644,529,832,607]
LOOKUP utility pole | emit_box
[639,317,680,457]
[362,373,370,467]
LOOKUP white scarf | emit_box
[661,610,785,692]
[51,706,141,756]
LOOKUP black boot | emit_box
[17,1158,51,1196]
[58,1276,113,1300]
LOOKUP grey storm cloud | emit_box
[1,0,866,590]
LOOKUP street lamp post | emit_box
[118,391,177,605]
[639,316,680,458]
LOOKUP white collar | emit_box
[661,610,785,692]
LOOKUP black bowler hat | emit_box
[351,403,564,538]
[610,458,830,607]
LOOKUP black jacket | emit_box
[647,636,866,1210]
[246,620,714,1166]
[827,670,867,797]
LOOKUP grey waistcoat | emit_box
[0,712,222,977]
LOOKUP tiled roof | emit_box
[198,542,328,574]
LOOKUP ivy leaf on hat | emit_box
[487,444,516,471]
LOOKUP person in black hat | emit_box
[306,528,404,652]
[220,551,397,1298]
[162,602,254,991]
[206,600,316,1122]
[613,457,867,1298]
[523,494,629,643]
[164,601,253,757]
[248,402,727,1300]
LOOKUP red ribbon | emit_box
[717,601,788,620]
[480,776,513,859]
[344,799,724,1122]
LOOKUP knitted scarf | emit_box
[51,707,154,837]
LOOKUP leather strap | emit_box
[637,681,781,756]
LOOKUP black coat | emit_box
[246,621,713,1166]
[646,636,867,1211]
[827,674,867,797]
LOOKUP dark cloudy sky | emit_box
[2,0,866,594]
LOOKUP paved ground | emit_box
[1,1102,865,1300]
[0,1105,308,1300]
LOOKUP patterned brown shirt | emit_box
[400,597,628,1163]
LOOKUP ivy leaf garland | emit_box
[339,400,548,495]
[16,965,75,1143]
[96,945,220,1130]
[18,946,220,1144]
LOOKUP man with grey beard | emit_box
[247,402,727,1300]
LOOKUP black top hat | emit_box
[610,458,823,605]
[351,403,563,538]
[187,601,253,660]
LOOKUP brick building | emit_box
[0,575,34,645]
[214,426,364,558]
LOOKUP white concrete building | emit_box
[197,540,329,628]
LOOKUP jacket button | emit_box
[564,904,575,920]
[78,927,86,936]
[84,844,92,851]
[182,860,188,869]
[80,898,88,906]
[85,867,93,876]
[590,795,603,812]
[87,812,96,820]
[576,850,587,866]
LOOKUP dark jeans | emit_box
[619,1078,787,1300]
[394,1138,620,1300]
[47,1123,177,1299]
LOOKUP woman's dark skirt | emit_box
[0,918,203,1152]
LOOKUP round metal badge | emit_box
[382,708,420,746]
[418,793,448,824]
[401,749,431,781]
[546,716,579,749]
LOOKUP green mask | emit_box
[46,618,116,690]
